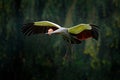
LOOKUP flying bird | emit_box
[22,21,99,44]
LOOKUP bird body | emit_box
[22,21,99,44]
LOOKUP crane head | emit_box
[47,28,54,35]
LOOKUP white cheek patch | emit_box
[48,28,54,35]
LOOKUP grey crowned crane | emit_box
[22,21,99,44]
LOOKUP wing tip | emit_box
[22,22,34,36]
[90,24,99,40]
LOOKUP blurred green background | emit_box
[0,0,120,80]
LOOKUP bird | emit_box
[22,21,99,44]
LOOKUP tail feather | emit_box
[90,24,99,40]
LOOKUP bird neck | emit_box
[51,28,67,34]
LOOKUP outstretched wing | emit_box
[22,21,61,36]
[68,24,99,40]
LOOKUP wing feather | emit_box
[68,24,92,34]
[73,30,93,40]
[22,21,61,36]
[69,24,99,40]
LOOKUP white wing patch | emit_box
[68,24,92,34]
[34,21,61,28]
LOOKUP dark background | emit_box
[0,0,120,80]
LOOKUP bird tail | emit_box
[90,24,99,40]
